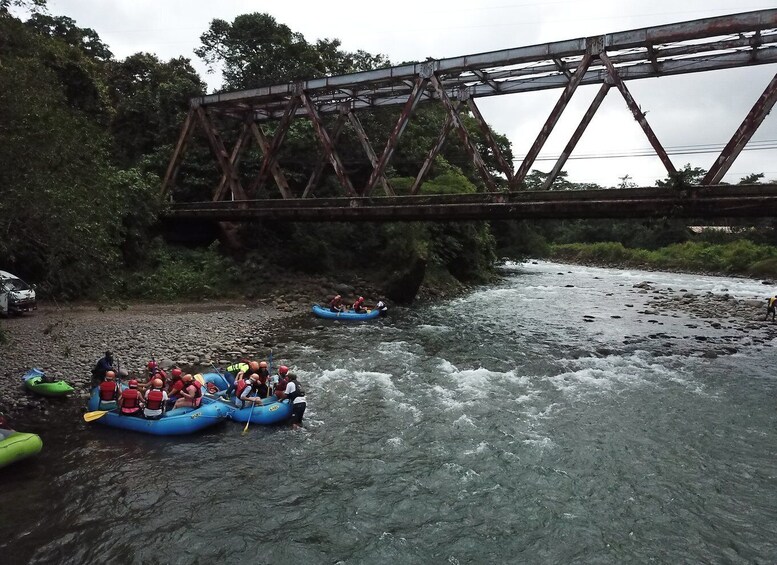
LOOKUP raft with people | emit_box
[0,430,43,469]
[311,304,382,320]
[200,372,292,425]
[85,387,230,435]
[22,368,74,396]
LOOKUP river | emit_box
[2,261,777,564]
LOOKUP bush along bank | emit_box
[548,240,777,280]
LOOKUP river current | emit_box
[2,261,777,564]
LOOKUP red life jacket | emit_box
[120,389,141,413]
[99,381,118,401]
[235,379,247,398]
[145,389,165,411]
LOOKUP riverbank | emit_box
[3,261,776,424]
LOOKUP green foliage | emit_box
[107,53,205,167]
[550,240,777,278]
[655,163,707,189]
[195,13,389,91]
[118,244,240,300]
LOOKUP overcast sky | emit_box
[41,0,777,187]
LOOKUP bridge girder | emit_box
[162,9,777,214]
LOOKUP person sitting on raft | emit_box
[98,371,120,409]
[118,379,144,417]
[352,296,367,314]
[329,294,345,313]
[143,378,168,420]
[173,374,202,409]
[166,368,184,403]
[238,373,268,407]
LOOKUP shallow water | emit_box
[3,261,777,564]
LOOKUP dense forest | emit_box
[3,0,777,306]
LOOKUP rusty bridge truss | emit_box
[163,9,777,222]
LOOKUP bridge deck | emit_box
[167,185,777,222]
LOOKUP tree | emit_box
[25,13,112,61]
[195,13,389,91]
[655,163,706,188]
[107,53,205,167]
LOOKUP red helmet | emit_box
[182,373,193,382]
[128,379,138,388]
[157,370,167,379]
[105,370,116,380]
[279,365,289,376]
[171,368,182,378]
[147,361,157,370]
[152,378,163,388]
[358,296,364,302]
[259,361,268,369]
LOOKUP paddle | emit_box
[83,410,110,422]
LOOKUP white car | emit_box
[0,270,37,315]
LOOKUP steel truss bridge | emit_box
[163,9,777,222]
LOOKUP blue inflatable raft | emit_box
[200,372,292,425]
[86,388,229,436]
[312,304,381,321]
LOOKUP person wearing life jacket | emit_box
[352,296,367,314]
[234,372,250,405]
[98,371,120,409]
[283,373,307,430]
[118,379,143,416]
[329,294,345,313]
[173,374,202,409]
[167,367,184,397]
[222,360,256,396]
[375,300,388,317]
[143,378,168,420]
[271,365,290,398]
[238,373,268,408]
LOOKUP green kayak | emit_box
[23,368,74,396]
[0,432,43,469]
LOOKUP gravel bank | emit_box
[0,300,302,421]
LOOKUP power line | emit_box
[519,140,777,162]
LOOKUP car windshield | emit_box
[3,278,30,291]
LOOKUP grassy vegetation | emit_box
[549,240,777,279]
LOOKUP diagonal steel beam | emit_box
[703,71,777,185]
[249,94,300,195]
[431,76,497,191]
[411,108,456,195]
[512,51,594,188]
[347,111,395,196]
[542,83,612,190]
[213,120,251,202]
[363,75,429,196]
[302,110,348,198]
[195,106,246,200]
[161,108,196,198]
[249,123,292,199]
[301,91,357,197]
[466,96,514,183]
[599,52,677,178]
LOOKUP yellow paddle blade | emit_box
[242,421,251,434]
[194,373,205,385]
[83,410,110,422]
